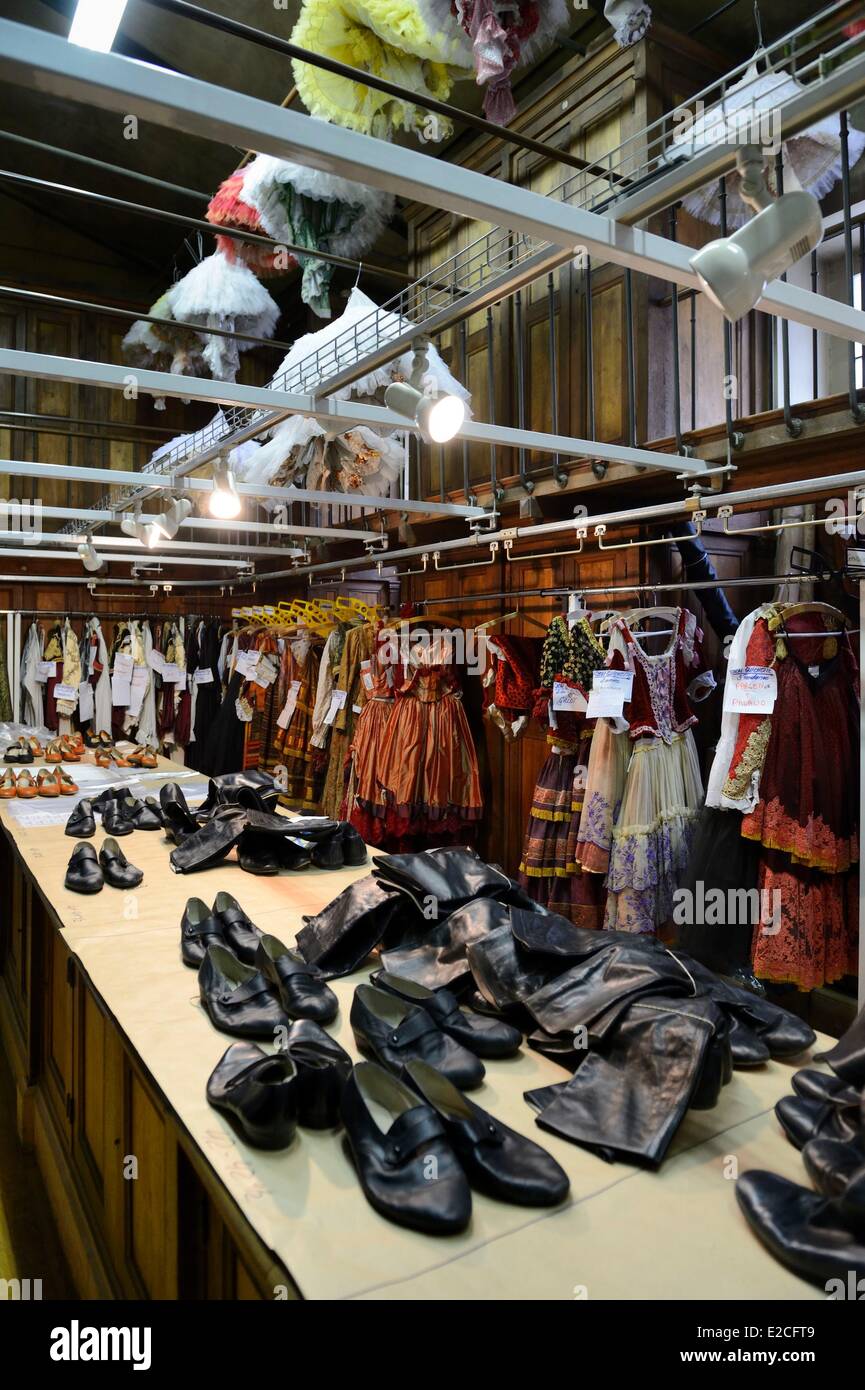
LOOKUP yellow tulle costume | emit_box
[291,0,473,140]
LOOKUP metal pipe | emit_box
[0,127,207,201]
[810,249,820,399]
[841,108,865,422]
[719,179,745,450]
[547,273,567,486]
[459,319,470,500]
[624,269,637,449]
[138,0,625,182]
[668,207,683,453]
[514,290,530,492]
[485,307,500,502]
[0,283,296,354]
[249,463,865,582]
[0,168,410,284]
[775,151,804,438]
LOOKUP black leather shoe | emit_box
[727,1016,771,1067]
[101,795,134,837]
[776,1093,862,1150]
[99,837,143,888]
[341,1061,472,1235]
[169,807,246,873]
[350,983,484,1090]
[340,823,367,867]
[199,945,289,1040]
[279,837,313,871]
[281,1019,351,1128]
[815,1003,865,1088]
[65,799,95,838]
[311,830,344,870]
[736,1168,865,1286]
[803,1132,865,1199]
[180,896,226,968]
[64,842,104,894]
[159,781,199,842]
[255,935,338,1023]
[403,1059,570,1207]
[206,1042,298,1149]
[213,892,262,966]
[144,796,164,827]
[115,795,162,830]
[792,1068,860,1105]
[372,971,522,1059]
[237,830,281,876]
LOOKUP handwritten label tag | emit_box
[161,663,181,683]
[114,652,134,678]
[323,689,348,726]
[194,667,214,685]
[53,683,78,702]
[36,660,56,682]
[148,650,165,674]
[586,669,634,719]
[277,680,301,730]
[236,650,260,680]
[552,680,587,713]
[360,660,374,692]
[78,682,94,723]
[723,667,777,715]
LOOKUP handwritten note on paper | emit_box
[723,667,777,715]
[323,689,348,726]
[586,669,634,720]
[552,680,588,713]
[276,680,301,731]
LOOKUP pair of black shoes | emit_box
[87,788,162,836]
[198,934,338,1038]
[65,839,143,894]
[350,977,523,1092]
[180,892,264,967]
[206,1021,353,1147]
[341,1059,570,1235]
[737,1065,865,1285]
[236,821,368,876]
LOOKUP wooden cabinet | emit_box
[0,832,285,1300]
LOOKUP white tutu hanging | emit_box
[672,59,865,228]
[168,251,280,380]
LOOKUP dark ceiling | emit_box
[0,0,837,314]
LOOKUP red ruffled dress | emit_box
[724,613,859,990]
[369,633,482,851]
[346,625,402,843]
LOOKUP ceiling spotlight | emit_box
[384,382,466,444]
[209,458,242,520]
[149,495,194,542]
[119,512,151,546]
[689,145,823,323]
[68,0,129,52]
[77,537,106,574]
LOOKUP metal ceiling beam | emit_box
[0,349,708,477]
[0,529,300,559]
[0,458,486,518]
[18,502,372,542]
[1,19,863,345]
[0,547,250,569]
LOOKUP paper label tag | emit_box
[552,680,588,713]
[324,689,348,726]
[353,704,363,714]
[114,652,134,678]
[236,650,260,679]
[360,661,374,692]
[808,665,820,678]
[175,671,188,693]
[78,682,94,723]
[53,683,78,702]
[194,667,213,685]
[161,663,181,683]
[255,655,278,688]
[36,661,56,682]
[128,667,149,718]
[277,680,301,730]
[148,650,165,674]
[586,669,634,719]
[723,666,777,715]
[111,674,131,707]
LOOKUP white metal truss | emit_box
[0,458,483,518]
[0,530,299,559]
[0,349,708,477]
[0,547,252,569]
[15,501,375,543]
